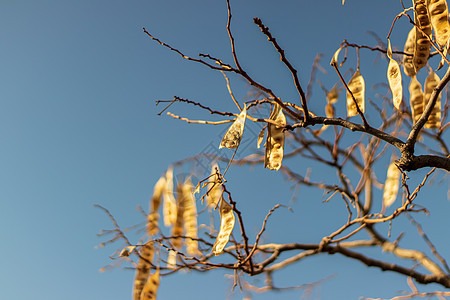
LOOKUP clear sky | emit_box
[0,0,449,299]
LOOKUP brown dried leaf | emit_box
[219,105,247,149]
[409,75,424,125]
[212,198,235,255]
[383,161,400,208]
[428,0,450,47]
[346,70,365,117]
[265,105,286,171]
[387,40,403,110]
[424,70,442,129]
[140,269,160,300]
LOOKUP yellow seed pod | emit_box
[140,269,160,300]
[325,103,335,118]
[133,243,154,300]
[212,198,235,255]
[219,105,247,149]
[409,76,424,124]
[383,161,400,208]
[387,40,403,110]
[346,70,365,117]
[182,178,201,256]
[428,0,450,47]
[206,163,222,208]
[424,70,442,129]
[403,28,416,77]
[171,182,186,250]
[327,85,339,104]
[166,250,177,269]
[162,167,177,227]
[413,0,432,72]
[265,105,286,171]
[147,176,166,235]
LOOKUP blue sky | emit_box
[0,0,449,299]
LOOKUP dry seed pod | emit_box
[327,84,339,104]
[413,0,432,72]
[219,105,247,149]
[182,178,200,256]
[346,70,365,117]
[212,198,235,255]
[256,126,266,149]
[120,245,137,257]
[409,76,424,124]
[140,269,160,300]
[325,103,335,118]
[403,28,417,77]
[171,182,186,250]
[330,47,343,66]
[264,105,286,171]
[133,243,154,300]
[166,250,177,269]
[387,40,403,110]
[162,167,177,227]
[206,163,222,208]
[428,0,450,47]
[383,161,400,208]
[147,176,166,235]
[424,70,442,128]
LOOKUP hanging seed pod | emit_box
[182,178,200,256]
[219,105,247,149]
[409,76,425,124]
[346,69,365,117]
[162,167,177,227]
[171,182,186,250]
[428,0,450,47]
[325,103,335,118]
[265,105,286,171]
[383,160,400,208]
[212,198,235,255]
[256,126,266,149]
[206,163,222,208]
[327,84,339,104]
[413,0,432,72]
[166,250,177,269]
[424,70,442,129]
[140,269,160,300]
[133,243,154,300]
[147,176,166,235]
[403,28,417,77]
[387,40,403,110]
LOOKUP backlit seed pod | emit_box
[182,178,201,256]
[413,0,432,72]
[219,105,247,149]
[140,269,160,300]
[133,243,154,300]
[162,167,177,227]
[383,161,400,208]
[403,28,416,77]
[212,198,235,255]
[424,70,442,128]
[409,76,424,124]
[206,163,222,208]
[166,250,177,269]
[325,103,335,118]
[256,126,266,149]
[327,84,339,104]
[387,40,403,110]
[171,182,186,250]
[265,105,286,171]
[147,176,166,235]
[428,0,450,47]
[346,70,365,117]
